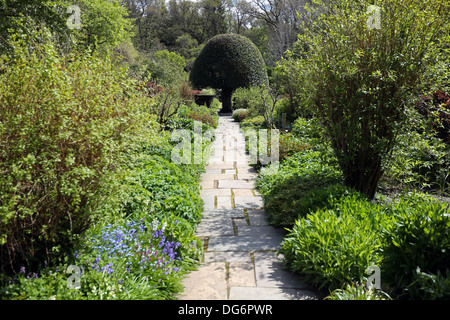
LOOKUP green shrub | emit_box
[0,118,208,299]
[279,194,390,292]
[278,133,310,162]
[273,97,297,128]
[256,148,343,228]
[232,109,250,122]
[382,127,450,194]
[0,33,153,274]
[232,86,271,117]
[146,50,187,86]
[210,98,221,112]
[415,90,450,145]
[177,103,218,128]
[291,117,328,147]
[381,192,450,299]
[240,115,266,129]
[0,215,200,300]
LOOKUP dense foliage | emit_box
[0,32,151,274]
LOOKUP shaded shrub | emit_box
[177,103,218,128]
[291,117,328,147]
[415,90,450,144]
[232,108,249,122]
[382,128,450,193]
[240,115,265,128]
[278,133,310,162]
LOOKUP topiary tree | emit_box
[189,34,268,113]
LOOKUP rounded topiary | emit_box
[189,34,268,113]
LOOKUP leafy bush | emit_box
[210,98,221,111]
[256,148,343,227]
[232,109,250,122]
[177,103,218,128]
[291,117,328,147]
[0,33,153,274]
[273,97,297,128]
[0,115,208,299]
[381,193,450,299]
[278,133,310,162]
[279,194,390,292]
[382,128,450,193]
[146,50,187,86]
[240,115,265,129]
[232,86,271,116]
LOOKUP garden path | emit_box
[178,116,317,300]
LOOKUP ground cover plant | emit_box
[279,192,450,300]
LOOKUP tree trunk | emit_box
[220,87,233,114]
[342,155,383,200]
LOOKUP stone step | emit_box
[207,235,284,252]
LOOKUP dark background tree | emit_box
[189,33,268,113]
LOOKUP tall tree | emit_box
[200,0,228,42]
[247,0,308,64]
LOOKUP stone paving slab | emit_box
[246,209,269,226]
[201,173,235,181]
[200,188,232,196]
[237,225,285,238]
[204,251,252,263]
[207,236,284,252]
[233,196,264,209]
[201,208,245,219]
[231,189,254,197]
[218,180,255,189]
[179,262,228,300]
[205,163,235,170]
[236,174,258,180]
[195,217,235,237]
[254,252,309,289]
[228,286,317,300]
[229,262,256,287]
[200,180,215,189]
